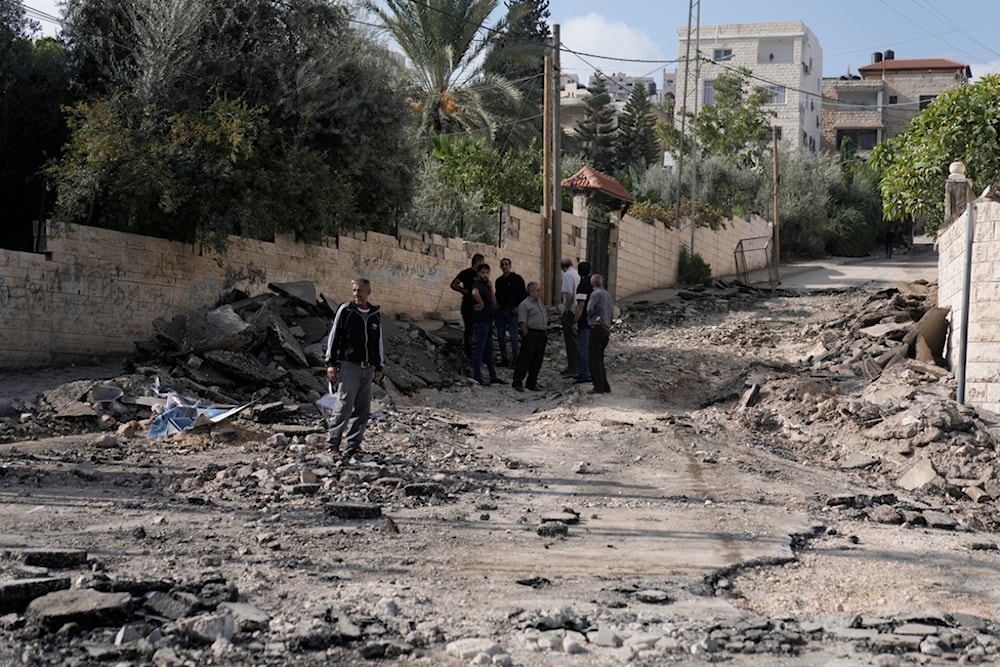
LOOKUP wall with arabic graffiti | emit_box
[0,206,573,366]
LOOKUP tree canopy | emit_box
[692,68,775,166]
[369,0,522,141]
[1,4,70,250]
[482,0,550,152]
[46,0,417,250]
[614,82,660,173]
[575,76,616,174]
[869,73,1000,235]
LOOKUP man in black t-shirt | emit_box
[494,257,526,366]
[450,253,485,360]
[570,261,593,384]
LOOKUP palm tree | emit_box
[369,0,521,141]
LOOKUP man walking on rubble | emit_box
[324,278,385,460]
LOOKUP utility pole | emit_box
[689,0,701,255]
[675,1,695,230]
[771,126,780,279]
[543,54,553,303]
[551,24,562,301]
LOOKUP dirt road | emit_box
[4,245,1000,665]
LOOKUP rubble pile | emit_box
[0,548,444,665]
[134,280,471,404]
[0,281,478,444]
[9,276,1000,664]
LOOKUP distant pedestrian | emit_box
[571,261,593,384]
[559,259,580,377]
[324,278,385,459]
[494,258,526,367]
[471,263,500,386]
[511,282,547,392]
[885,228,894,259]
[451,253,485,360]
[586,274,613,394]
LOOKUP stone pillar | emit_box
[944,161,972,227]
[572,191,590,219]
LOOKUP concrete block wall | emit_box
[938,198,1000,413]
[613,213,772,297]
[0,205,766,367]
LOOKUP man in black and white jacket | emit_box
[324,278,385,459]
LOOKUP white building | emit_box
[676,21,823,156]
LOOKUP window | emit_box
[888,95,898,104]
[919,95,936,110]
[837,129,878,151]
[702,79,716,106]
[761,85,786,104]
[713,48,733,61]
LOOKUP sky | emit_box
[22,0,1000,83]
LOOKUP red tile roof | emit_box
[859,58,971,77]
[561,166,636,203]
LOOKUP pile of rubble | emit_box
[0,281,477,444]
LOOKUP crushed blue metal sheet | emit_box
[147,378,251,438]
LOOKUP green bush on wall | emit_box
[678,244,712,286]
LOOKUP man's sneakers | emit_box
[512,383,525,392]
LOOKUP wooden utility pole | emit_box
[771,126,781,279]
[551,24,562,302]
[543,54,554,303]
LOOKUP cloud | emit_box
[970,58,1000,80]
[559,13,667,84]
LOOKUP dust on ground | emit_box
[3,277,1000,666]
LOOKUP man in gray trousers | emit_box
[324,278,385,459]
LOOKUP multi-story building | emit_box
[676,21,823,156]
[820,50,972,156]
[588,72,660,105]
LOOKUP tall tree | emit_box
[483,0,550,152]
[684,67,774,167]
[1,2,71,250]
[575,76,616,174]
[369,0,521,141]
[869,73,1000,236]
[49,0,417,248]
[615,82,660,172]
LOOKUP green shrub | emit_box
[678,244,712,286]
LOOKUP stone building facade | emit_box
[820,51,971,156]
[676,21,823,156]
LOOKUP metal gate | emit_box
[586,219,610,283]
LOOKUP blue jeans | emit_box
[576,327,591,381]
[472,322,497,381]
[496,308,519,363]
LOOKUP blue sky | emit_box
[23,0,1000,81]
[547,0,1000,82]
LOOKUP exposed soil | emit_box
[3,277,1000,666]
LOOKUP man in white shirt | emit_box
[559,259,580,377]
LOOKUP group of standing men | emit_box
[318,256,612,460]
[452,253,612,395]
[559,259,612,394]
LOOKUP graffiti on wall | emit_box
[0,273,48,328]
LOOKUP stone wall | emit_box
[0,205,768,367]
[938,194,1000,413]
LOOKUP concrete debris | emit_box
[7,278,1000,664]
